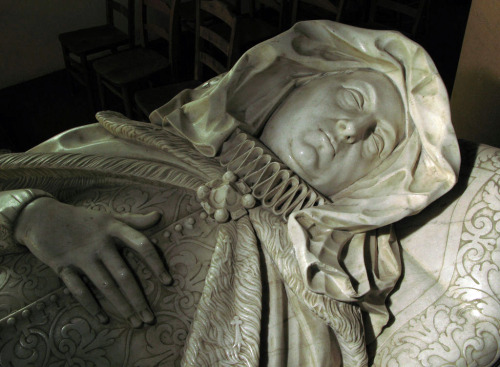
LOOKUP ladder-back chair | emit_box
[134,0,239,118]
[195,0,238,79]
[93,0,181,118]
[58,0,135,112]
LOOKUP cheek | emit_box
[291,141,320,169]
[346,147,380,182]
[335,144,378,179]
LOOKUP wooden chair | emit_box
[134,0,239,118]
[291,0,346,23]
[58,0,135,112]
[367,0,428,38]
[93,0,181,118]
[232,0,285,61]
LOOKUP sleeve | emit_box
[0,189,53,254]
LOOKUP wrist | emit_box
[14,197,58,246]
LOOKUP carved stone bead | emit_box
[222,171,238,183]
[196,185,210,201]
[214,208,229,223]
[184,219,195,230]
[241,194,256,209]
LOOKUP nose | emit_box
[336,118,372,144]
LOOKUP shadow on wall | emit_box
[0,0,105,88]
[451,70,500,148]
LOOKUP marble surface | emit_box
[0,20,485,366]
[1,141,498,367]
[373,142,500,366]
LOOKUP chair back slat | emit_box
[200,52,226,75]
[200,0,237,28]
[106,0,135,42]
[143,0,172,16]
[200,26,230,55]
[141,0,178,45]
[139,0,181,77]
[111,1,130,16]
[195,0,238,81]
[145,23,171,42]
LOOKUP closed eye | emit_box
[341,87,364,111]
[372,131,384,154]
[363,127,385,157]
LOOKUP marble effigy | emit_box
[0,20,498,366]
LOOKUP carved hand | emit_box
[14,197,172,328]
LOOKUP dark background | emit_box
[0,0,472,152]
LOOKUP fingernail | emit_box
[160,272,172,285]
[128,314,143,328]
[96,311,109,324]
[140,309,155,324]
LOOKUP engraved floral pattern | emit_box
[0,183,216,367]
[374,149,500,367]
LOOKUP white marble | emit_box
[0,20,492,367]
[373,142,500,366]
[261,69,405,196]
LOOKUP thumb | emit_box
[113,211,162,230]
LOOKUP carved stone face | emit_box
[260,70,405,196]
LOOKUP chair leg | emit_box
[81,56,97,112]
[122,85,134,118]
[97,75,107,111]
[61,45,76,94]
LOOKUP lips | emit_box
[319,128,336,158]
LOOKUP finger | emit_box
[100,246,155,324]
[110,223,172,285]
[112,211,162,230]
[59,267,109,324]
[84,261,142,328]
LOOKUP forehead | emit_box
[299,70,401,112]
[306,70,396,95]
[298,70,405,134]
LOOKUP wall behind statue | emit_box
[0,0,105,89]
[450,0,500,148]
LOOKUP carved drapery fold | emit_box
[182,216,262,366]
[250,208,368,367]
